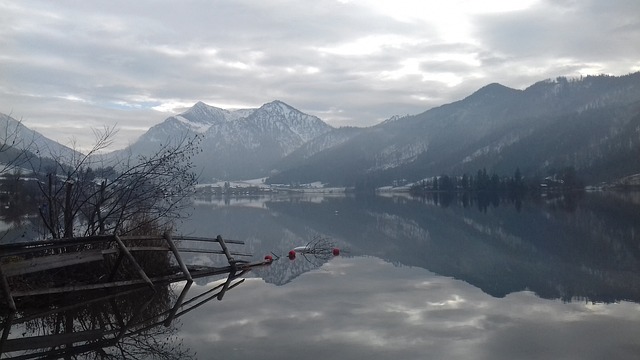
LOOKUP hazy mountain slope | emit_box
[268,73,640,186]
[0,113,81,169]
[270,126,364,176]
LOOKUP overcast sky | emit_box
[1,0,639,151]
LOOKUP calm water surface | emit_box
[172,192,640,360]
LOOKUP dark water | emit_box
[172,192,640,360]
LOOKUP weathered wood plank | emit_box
[11,278,165,297]
[9,263,254,297]
[2,246,171,278]
[2,250,105,277]
[0,236,113,258]
[175,248,252,256]
[1,329,104,352]
[9,267,212,297]
[172,236,244,245]
[101,246,170,255]
[1,233,265,299]
[0,235,242,259]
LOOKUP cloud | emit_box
[175,257,640,360]
[1,0,638,150]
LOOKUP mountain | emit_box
[109,73,640,185]
[0,113,81,171]
[113,100,334,181]
[270,126,365,176]
[267,73,640,186]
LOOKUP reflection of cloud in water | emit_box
[177,256,640,360]
[0,219,12,231]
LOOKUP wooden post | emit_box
[217,235,235,263]
[215,235,238,301]
[217,269,236,301]
[1,329,105,353]
[113,235,155,291]
[164,232,192,282]
[163,281,192,327]
[0,265,15,312]
[0,311,15,354]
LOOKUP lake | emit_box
[170,191,640,360]
[2,191,640,359]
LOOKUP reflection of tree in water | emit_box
[267,192,640,303]
[416,191,506,212]
[413,189,588,214]
[1,283,195,359]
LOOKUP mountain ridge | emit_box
[0,113,82,168]
[268,73,640,186]
[111,99,334,181]
[5,73,640,187]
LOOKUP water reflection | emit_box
[183,192,640,303]
[3,192,640,359]
[177,257,640,360]
[1,284,187,359]
[401,189,587,213]
[0,275,253,359]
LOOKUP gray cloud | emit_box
[1,0,638,151]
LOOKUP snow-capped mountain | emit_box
[115,100,333,181]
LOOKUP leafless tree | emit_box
[0,112,38,174]
[28,127,202,239]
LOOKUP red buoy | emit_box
[288,250,296,260]
[264,255,273,263]
[332,248,340,256]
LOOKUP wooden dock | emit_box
[0,233,271,358]
[0,233,268,307]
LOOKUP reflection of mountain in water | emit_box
[178,198,335,286]
[183,192,640,302]
[263,193,640,303]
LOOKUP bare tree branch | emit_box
[26,127,201,239]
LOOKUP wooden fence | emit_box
[0,233,271,358]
